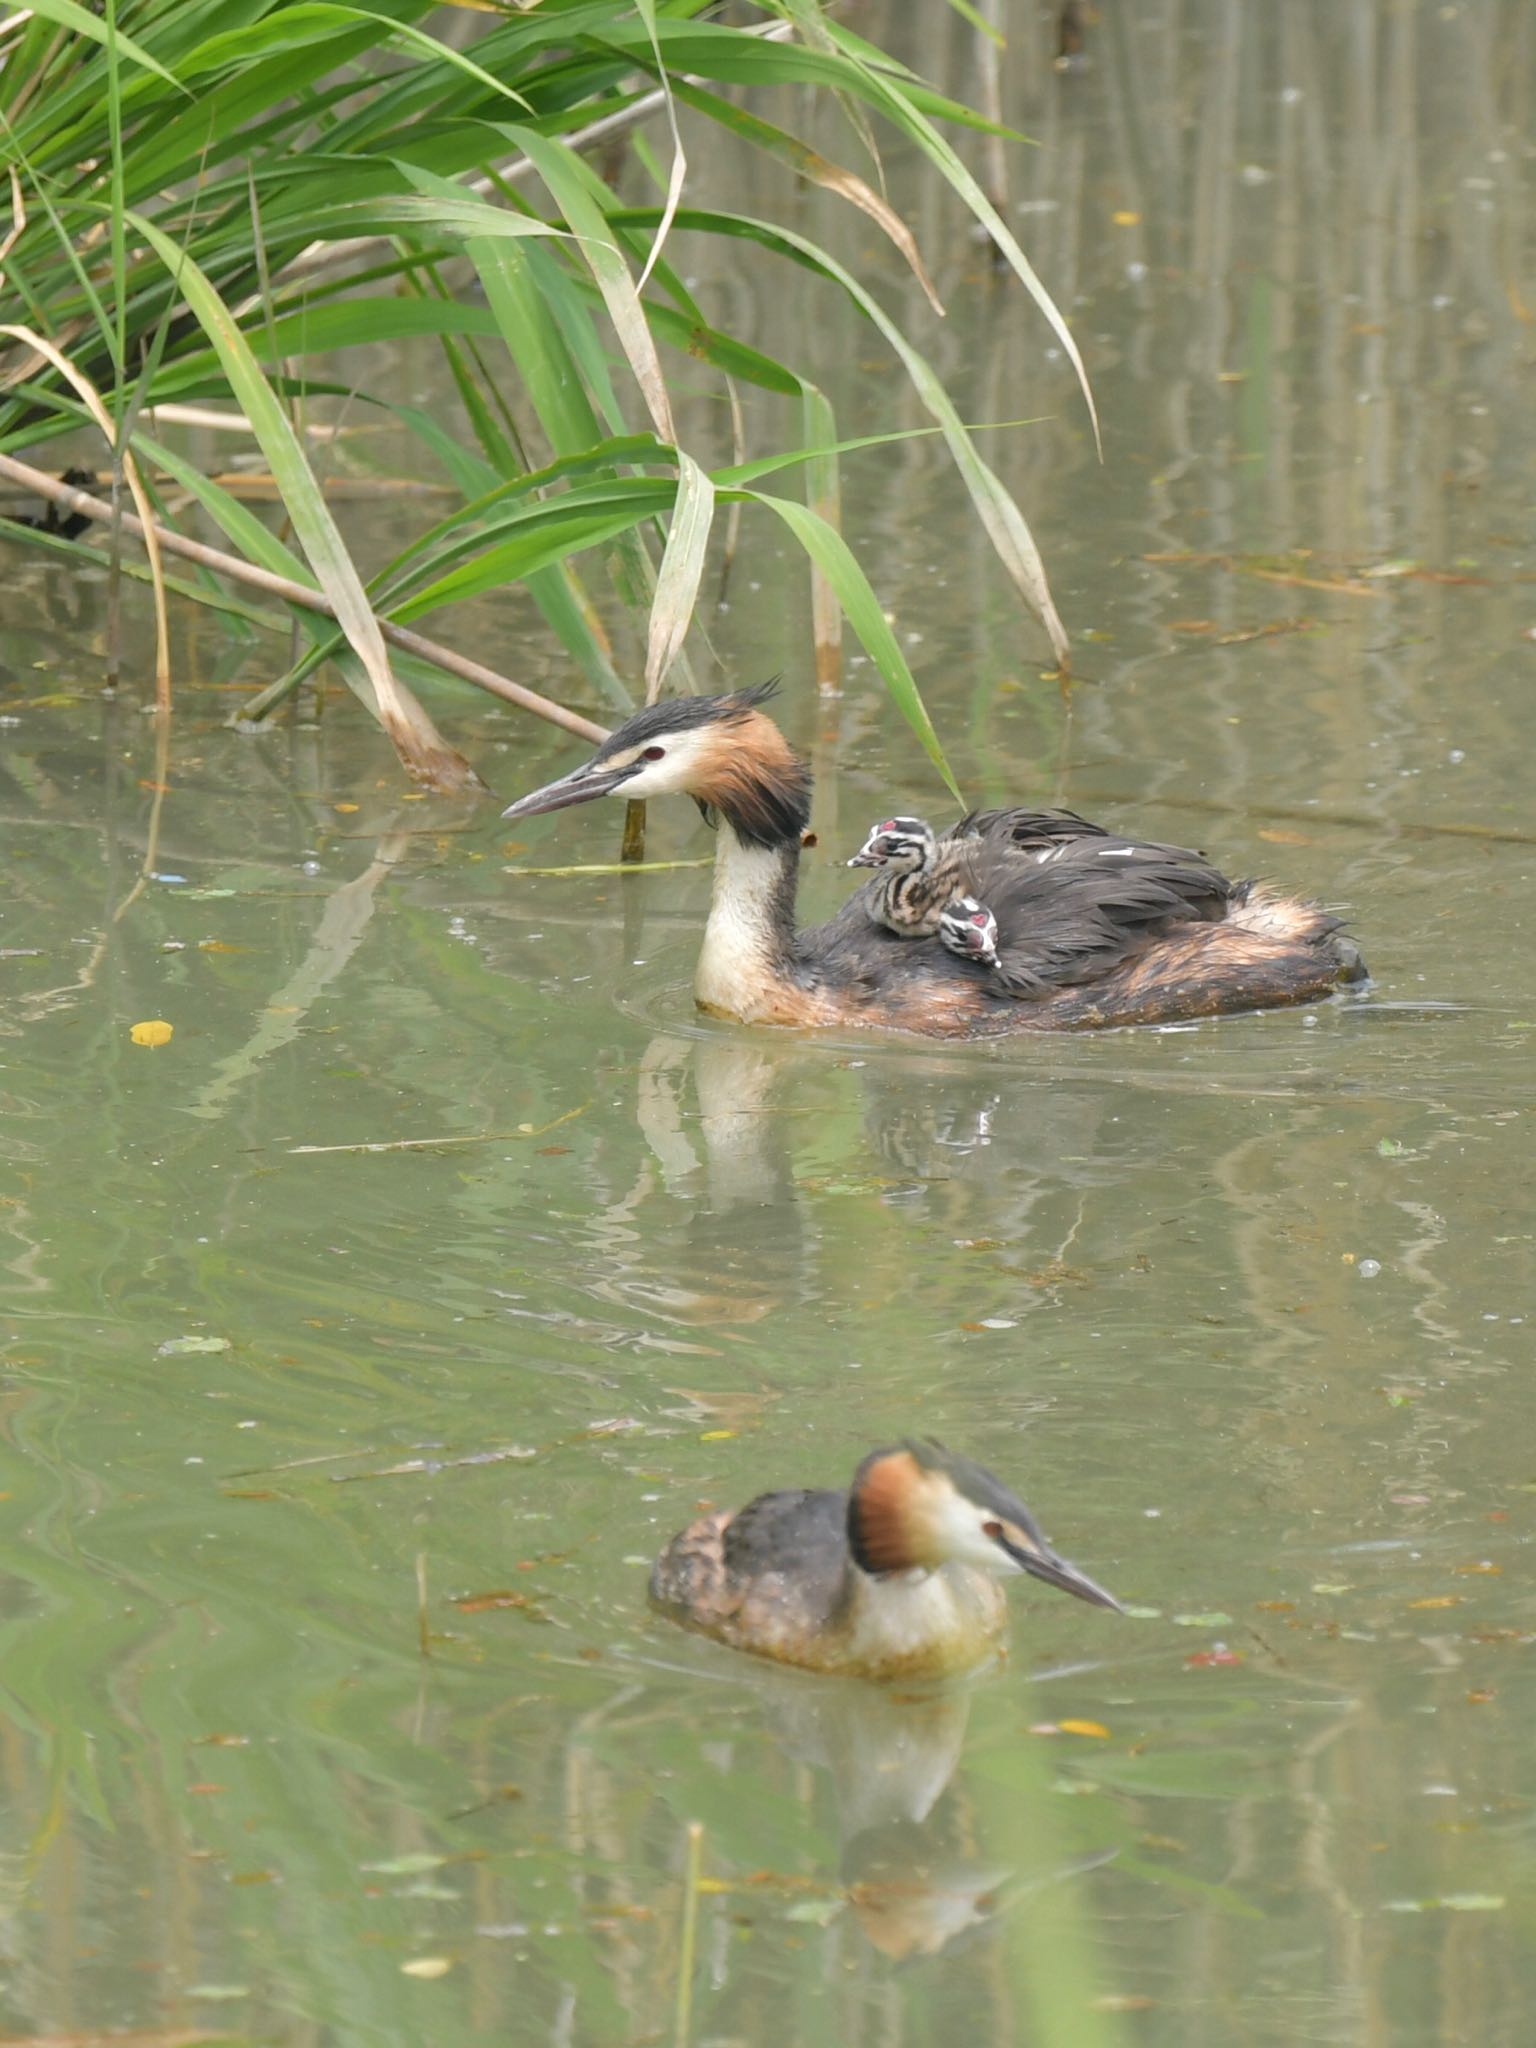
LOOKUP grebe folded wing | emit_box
[963,834,1236,995]
[948,806,1111,852]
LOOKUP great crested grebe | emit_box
[849,815,993,948]
[849,818,1005,971]
[501,682,1364,1034]
[938,894,1001,969]
[649,1439,1121,1680]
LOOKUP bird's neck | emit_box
[832,1560,1008,1678]
[692,745,812,1022]
[695,819,802,1020]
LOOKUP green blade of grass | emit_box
[617,204,1071,666]
[496,127,677,444]
[747,488,959,802]
[21,0,187,92]
[666,77,943,315]
[126,206,482,790]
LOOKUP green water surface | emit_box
[2,6,1534,2043]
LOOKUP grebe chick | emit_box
[648,1439,1121,1680]
[848,815,988,950]
[501,682,1365,1035]
[937,895,1000,969]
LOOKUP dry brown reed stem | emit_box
[0,451,609,744]
[0,327,172,704]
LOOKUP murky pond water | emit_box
[3,5,1535,2042]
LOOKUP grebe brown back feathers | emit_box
[648,1439,1121,1679]
[501,683,1364,1036]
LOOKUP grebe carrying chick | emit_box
[648,1439,1121,1680]
[501,682,1363,1035]
[848,815,1002,963]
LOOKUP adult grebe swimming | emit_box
[648,1439,1121,1680]
[501,682,1364,1036]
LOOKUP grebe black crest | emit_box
[648,1438,1122,1679]
[502,686,1365,1036]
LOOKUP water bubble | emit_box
[1358,1258,1383,1279]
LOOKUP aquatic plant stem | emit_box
[673,1819,704,2048]
[0,453,607,744]
[0,331,172,702]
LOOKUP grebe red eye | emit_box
[982,1519,1004,1541]
[641,745,666,761]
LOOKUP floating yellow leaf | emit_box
[1059,1719,1111,1739]
[400,1957,453,1979]
[130,1019,173,1047]
[334,801,360,813]
[699,1429,737,1442]
[1112,209,1142,226]
[1407,1595,1461,1609]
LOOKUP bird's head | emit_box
[846,1440,1121,1610]
[848,817,938,874]
[939,894,1000,967]
[501,681,809,849]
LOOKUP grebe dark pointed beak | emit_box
[847,849,884,869]
[501,758,635,822]
[1008,1537,1123,1613]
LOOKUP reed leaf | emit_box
[126,208,483,792]
[748,489,959,801]
[1,0,1082,780]
[645,452,714,700]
